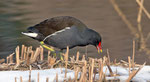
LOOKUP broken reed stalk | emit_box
[107,49,110,64]
[126,62,146,82]
[37,72,39,82]
[64,46,69,79]
[20,76,23,82]
[132,40,135,68]
[0,59,5,64]
[15,46,20,66]
[76,52,79,61]
[74,67,80,81]
[15,77,17,82]
[89,59,94,82]
[29,65,32,82]
[56,73,58,82]
[10,53,14,64]
[23,46,27,60]
[40,46,44,61]
[106,60,114,76]
[47,51,50,65]
[31,48,40,63]
[79,61,87,82]
[99,59,104,81]
[46,77,49,82]
[136,0,150,19]
[128,56,131,75]
[21,45,25,60]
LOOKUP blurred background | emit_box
[0,0,150,64]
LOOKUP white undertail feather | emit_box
[22,32,38,37]
[43,27,71,41]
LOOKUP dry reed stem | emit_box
[23,46,27,60]
[40,46,44,61]
[64,47,69,79]
[15,46,20,66]
[37,72,39,82]
[110,0,139,38]
[64,68,67,79]
[106,59,114,76]
[76,52,79,61]
[138,23,146,51]
[48,56,56,66]
[46,77,49,82]
[21,45,25,60]
[0,59,5,64]
[10,53,14,64]
[82,55,85,61]
[99,59,104,81]
[31,48,40,63]
[20,76,23,82]
[56,73,58,82]
[132,40,135,68]
[126,62,146,82]
[64,46,69,62]
[107,49,110,65]
[89,59,94,82]
[136,0,150,19]
[79,61,87,82]
[30,50,34,60]
[26,53,30,66]
[47,51,50,65]
[137,0,144,23]
[15,77,17,82]
[128,56,131,75]
[74,67,80,81]
[29,65,32,82]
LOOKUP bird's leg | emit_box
[40,41,56,57]
[59,50,64,61]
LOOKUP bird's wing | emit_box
[43,26,86,49]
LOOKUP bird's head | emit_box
[87,29,102,53]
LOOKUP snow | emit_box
[0,68,77,82]
[0,66,150,82]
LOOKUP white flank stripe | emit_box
[43,27,71,41]
[22,32,38,37]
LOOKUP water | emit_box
[0,0,150,64]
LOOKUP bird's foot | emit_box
[59,52,64,61]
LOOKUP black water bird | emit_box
[22,16,102,53]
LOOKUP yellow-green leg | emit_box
[40,41,63,60]
[59,50,64,61]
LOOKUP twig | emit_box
[110,0,139,38]
[126,62,146,82]
[136,0,150,19]
[137,0,144,23]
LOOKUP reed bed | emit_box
[0,0,149,81]
[0,41,145,82]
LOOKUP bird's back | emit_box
[31,16,87,37]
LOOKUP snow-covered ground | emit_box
[0,66,150,82]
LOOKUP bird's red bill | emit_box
[97,42,102,53]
